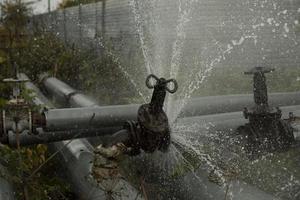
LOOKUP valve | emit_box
[106,74,178,155]
[0,74,32,145]
[238,67,295,156]
[92,75,178,185]
[135,74,177,153]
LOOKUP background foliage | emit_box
[59,0,102,9]
[0,144,73,200]
[0,1,73,200]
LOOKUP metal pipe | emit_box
[40,75,300,117]
[7,127,120,147]
[41,104,300,135]
[20,74,107,199]
[51,138,141,200]
[18,74,54,110]
[43,105,137,131]
[177,104,300,126]
[116,115,281,200]
[39,74,97,107]
[23,74,141,199]
[181,92,300,117]
[6,109,285,199]
[37,75,287,199]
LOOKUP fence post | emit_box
[51,9,57,33]
[102,0,106,41]
[79,2,82,43]
[63,8,67,45]
[0,1,3,20]
[101,0,106,66]
[95,0,98,38]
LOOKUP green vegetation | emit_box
[0,1,73,199]
[0,144,73,200]
[0,0,31,101]
[0,1,139,197]
[59,0,102,9]
[19,32,138,105]
[0,0,30,67]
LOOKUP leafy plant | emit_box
[0,1,74,199]
[19,29,140,105]
[0,144,73,200]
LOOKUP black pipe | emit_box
[7,127,121,147]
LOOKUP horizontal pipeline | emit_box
[43,105,138,131]
[6,127,121,147]
[6,109,288,199]
[42,104,300,133]
[35,74,290,199]
[39,74,97,107]
[18,73,54,110]
[10,104,300,147]
[21,74,108,199]
[29,74,141,199]
[40,75,300,117]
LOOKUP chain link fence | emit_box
[30,0,141,71]
[28,0,300,98]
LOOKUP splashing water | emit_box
[54,1,300,198]
[169,0,197,79]
[125,1,300,198]
[166,0,197,118]
[129,0,154,76]
[64,14,150,102]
